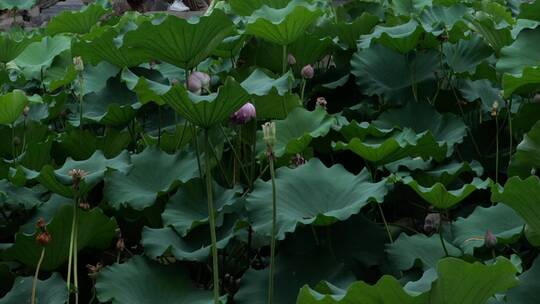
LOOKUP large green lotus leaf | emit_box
[163,77,250,129]
[419,4,470,35]
[359,20,424,53]
[123,11,234,69]
[96,256,215,304]
[212,34,248,58]
[519,0,540,22]
[337,120,392,141]
[235,227,354,304]
[19,150,130,198]
[241,69,290,96]
[244,0,322,46]
[400,176,491,209]
[333,13,379,50]
[0,0,35,10]
[391,0,432,16]
[442,35,493,74]
[246,158,388,240]
[287,34,333,74]
[230,0,289,16]
[409,161,484,187]
[430,257,518,304]
[46,3,108,35]
[143,124,194,153]
[506,254,540,303]
[12,36,71,80]
[121,68,170,105]
[251,90,300,120]
[1,205,117,271]
[296,276,425,304]
[497,28,540,75]
[384,156,431,173]
[0,32,39,63]
[0,90,28,126]
[162,178,241,236]
[19,194,71,234]
[458,78,503,111]
[56,129,130,160]
[492,176,540,234]
[0,273,67,304]
[264,107,337,158]
[467,15,512,53]
[0,179,44,210]
[142,215,238,262]
[502,65,540,97]
[373,102,467,155]
[508,120,540,177]
[452,204,524,255]
[334,129,446,166]
[350,44,438,103]
[104,147,199,210]
[386,233,462,271]
[72,25,150,68]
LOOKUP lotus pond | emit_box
[2,0,540,303]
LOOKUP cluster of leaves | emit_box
[2,0,540,303]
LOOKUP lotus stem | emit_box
[219,125,250,185]
[281,44,288,116]
[438,225,449,257]
[205,129,220,304]
[267,155,277,304]
[376,202,394,243]
[74,207,79,304]
[66,199,77,300]
[31,247,45,304]
[495,114,499,183]
[507,98,513,162]
[300,79,306,106]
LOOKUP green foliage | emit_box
[1,1,540,303]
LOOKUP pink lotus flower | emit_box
[287,54,296,65]
[231,102,256,124]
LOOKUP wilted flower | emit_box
[262,122,276,147]
[86,262,103,279]
[484,229,497,248]
[73,56,84,72]
[301,64,314,79]
[188,71,210,95]
[68,169,88,190]
[491,101,499,117]
[287,54,296,65]
[231,102,256,124]
[423,213,441,234]
[36,231,51,246]
[316,97,327,109]
[36,217,46,229]
[23,106,30,117]
[290,154,306,167]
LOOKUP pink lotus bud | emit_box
[301,64,314,79]
[287,54,296,65]
[187,76,202,95]
[484,230,497,248]
[188,71,210,94]
[231,102,256,124]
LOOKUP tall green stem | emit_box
[439,225,449,257]
[507,98,513,163]
[219,125,250,185]
[281,44,288,116]
[73,208,79,304]
[31,247,45,304]
[66,198,77,298]
[205,129,220,304]
[495,115,499,184]
[267,156,277,304]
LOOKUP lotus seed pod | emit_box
[287,54,296,65]
[23,106,30,117]
[262,121,276,147]
[301,64,314,79]
[291,154,306,167]
[73,56,84,72]
[485,229,497,248]
[36,231,51,246]
[231,102,256,124]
